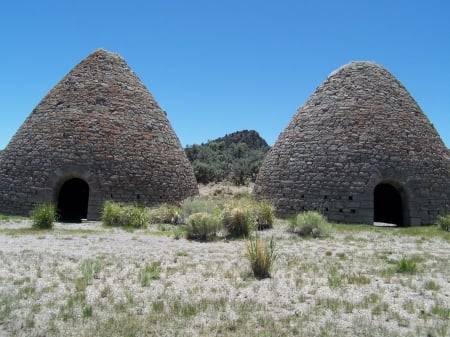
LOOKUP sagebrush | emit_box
[221,207,253,238]
[31,203,57,229]
[288,211,331,237]
[102,201,149,228]
[185,212,221,241]
[148,204,182,225]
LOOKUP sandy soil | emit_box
[0,218,449,337]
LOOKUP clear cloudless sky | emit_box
[0,0,449,149]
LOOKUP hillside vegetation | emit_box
[185,130,270,185]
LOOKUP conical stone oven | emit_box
[254,61,450,225]
[0,49,198,220]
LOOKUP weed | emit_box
[80,259,102,285]
[327,266,344,287]
[402,299,416,314]
[347,273,371,285]
[172,226,185,239]
[371,302,390,315]
[82,305,93,317]
[139,262,161,286]
[396,256,417,274]
[176,250,188,257]
[246,234,277,279]
[125,291,134,304]
[30,203,57,229]
[0,293,14,323]
[152,300,165,313]
[360,293,381,309]
[424,280,440,291]
[59,297,76,322]
[74,277,88,292]
[431,306,450,319]
[171,298,197,317]
[100,285,111,298]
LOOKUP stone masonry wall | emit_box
[254,62,450,225]
[0,49,198,219]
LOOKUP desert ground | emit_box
[1,185,449,337]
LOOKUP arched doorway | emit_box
[374,182,404,226]
[57,178,89,222]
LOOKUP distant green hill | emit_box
[185,130,270,185]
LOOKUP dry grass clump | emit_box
[288,211,331,238]
[224,196,275,230]
[246,234,277,279]
[253,200,275,230]
[185,212,221,241]
[148,204,182,225]
[221,207,253,238]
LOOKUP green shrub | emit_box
[148,204,182,224]
[254,200,275,230]
[31,203,57,229]
[246,234,277,279]
[185,212,221,242]
[102,201,149,228]
[288,211,331,238]
[436,214,450,232]
[221,207,253,238]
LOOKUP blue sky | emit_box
[1,0,449,149]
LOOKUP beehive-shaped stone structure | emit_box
[0,49,198,220]
[254,61,450,225]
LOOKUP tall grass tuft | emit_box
[246,234,277,279]
[31,203,57,229]
[185,212,221,242]
[288,211,331,238]
[221,207,253,238]
[102,201,149,228]
[80,259,102,285]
